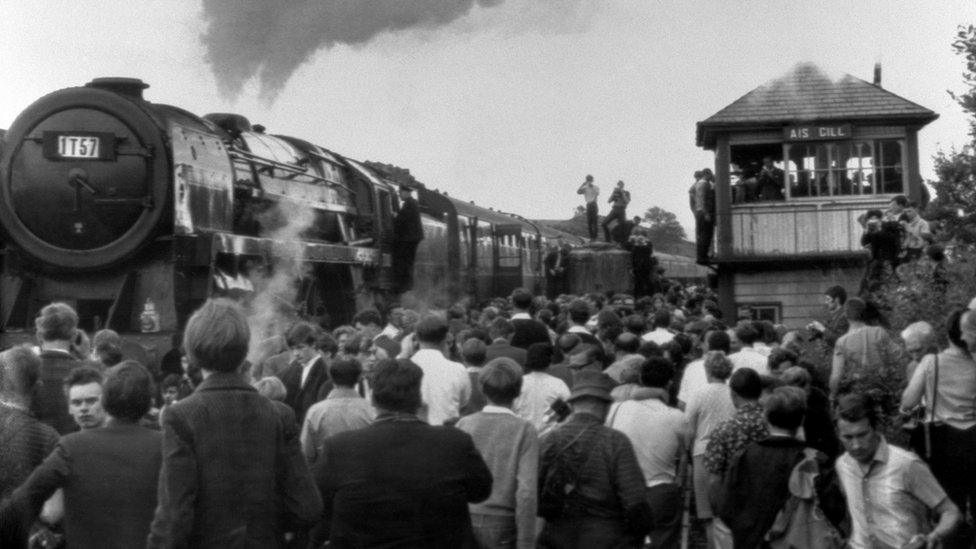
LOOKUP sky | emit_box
[1,1,974,235]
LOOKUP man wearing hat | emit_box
[537,371,651,547]
[393,185,424,293]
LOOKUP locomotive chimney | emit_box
[86,77,149,100]
[873,62,882,87]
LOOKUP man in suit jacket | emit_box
[509,288,551,350]
[393,185,425,293]
[31,302,85,435]
[0,347,60,547]
[148,300,322,548]
[485,317,527,367]
[1,361,161,549]
[277,322,332,423]
[313,358,492,547]
[544,238,571,299]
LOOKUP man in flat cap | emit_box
[537,371,652,548]
[393,185,424,293]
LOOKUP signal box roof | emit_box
[696,62,938,148]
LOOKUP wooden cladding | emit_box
[722,200,887,257]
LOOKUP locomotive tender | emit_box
[0,78,701,356]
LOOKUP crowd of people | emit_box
[0,280,974,548]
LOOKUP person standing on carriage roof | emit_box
[393,185,424,293]
[577,175,600,240]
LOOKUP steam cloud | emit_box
[201,0,505,101]
[245,204,317,366]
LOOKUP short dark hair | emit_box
[705,330,731,354]
[639,357,674,388]
[834,392,879,428]
[371,359,423,413]
[160,374,181,391]
[329,358,362,387]
[891,195,908,207]
[102,361,153,421]
[947,309,967,350]
[35,302,79,342]
[768,348,799,374]
[461,338,487,367]
[0,346,41,400]
[488,317,515,339]
[764,386,806,431]
[844,297,867,322]
[353,309,383,328]
[614,332,640,354]
[638,340,662,358]
[557,333,581,353]
[479,358,523,404]
[286,322,319,348]
[526,343,553,372]
[568,299,591,324]
[415,315,449,345]
[315,333,339,356]
[511,288,533,310]
[652,309,671,328]
[704,351,732,380]
[728,368,762,400]
[63,366,104,393]
[734,323,759,345]
[825,285,847,305]
[183,299,250,373]
[624,314,647,334]
[94,341,124,367]
[865,209,883,220]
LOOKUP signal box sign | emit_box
[783,124,852,142]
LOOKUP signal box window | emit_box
[784,139,903,198]
[731,139,904,202]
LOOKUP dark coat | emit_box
[277,357,331,424]
[394,196,424,243]
[147,372,322,548]
[2,421,162,549]
[485,339,528,367]
[314,416,492,548]
[719,436,806,549]
[32,349,84,435]
[510,318,551,350]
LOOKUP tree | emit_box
[928,25,976,249]
[642,206,687,242]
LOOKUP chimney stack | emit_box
[873,62,882,87]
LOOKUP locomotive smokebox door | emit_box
[0,80,169,270]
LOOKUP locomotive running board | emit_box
[208,232,380,266]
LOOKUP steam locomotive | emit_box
[0,78,704,355]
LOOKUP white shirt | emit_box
[299,355,319,388]
[677,358,706,406]
[642,328,674,346]
[729,347,769,376]
[514,371,570,431]
[410,349,471,426]
[607,399,688,486]
[511,312,532,320]
[567,325,591,335]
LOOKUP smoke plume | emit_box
[201,0,505,101]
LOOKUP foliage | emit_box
[928,25,976,249]
[642,206,687,242]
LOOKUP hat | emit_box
[399,185,412,193]
[567,371,614,403]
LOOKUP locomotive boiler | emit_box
[0,78,396,351]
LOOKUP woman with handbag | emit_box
[901,308,976,549]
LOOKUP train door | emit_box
[493,224,523,298]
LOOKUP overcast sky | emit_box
[2,1,973,234]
